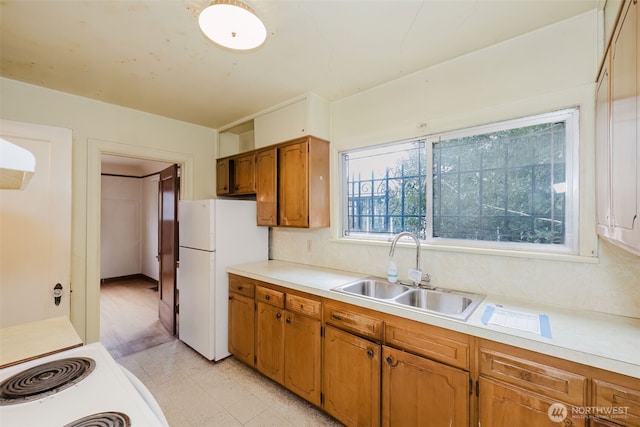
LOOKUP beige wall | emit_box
[271,11,640,319]
[0,77,217,341]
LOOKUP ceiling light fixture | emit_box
[198,0,267,51]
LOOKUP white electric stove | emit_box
[0,342,168,427]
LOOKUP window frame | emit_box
[339,108,581,256]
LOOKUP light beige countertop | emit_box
[0,316,83,368]
[228,260,640,379]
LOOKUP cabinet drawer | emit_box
[324,301,384,342]
[385,317,469,370]
[479,345,586,406]
[285,294,321,319]
[228,274,255,298]
[593,379,640,427]
[256,286,285,308]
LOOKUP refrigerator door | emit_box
[177,246,215,360]
[179,200,215,251]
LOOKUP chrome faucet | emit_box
[389,232,428,286]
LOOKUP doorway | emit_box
[99,154,176,358]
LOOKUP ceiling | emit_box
[1,0,599,129]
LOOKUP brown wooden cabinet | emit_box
[232,152,256,194]
[323,325,381,427]
[478,376,586,427]
[255,286,285,383]
[254,284,322,405]
[382,345,469,427]
[255,147,277,226]
[216,157,231,195]
[592,376,640,426]
[216,153,255,196]
[227,274,255,366]
[278,137,330,228]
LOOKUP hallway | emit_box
[100,277,175,358]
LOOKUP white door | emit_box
[0,119,72,327]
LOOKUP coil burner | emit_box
[64,411,131,427]
[0,357,95,405]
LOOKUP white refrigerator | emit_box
[177,199,268,361]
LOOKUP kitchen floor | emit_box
[116,340,344,426]
[102,277,342,426]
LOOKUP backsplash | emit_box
[270,228,640,319]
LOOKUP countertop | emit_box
[0,316,83,368]
[228,260,640,379]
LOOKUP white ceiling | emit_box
[1,0,599,129]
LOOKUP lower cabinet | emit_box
[322,325,381,427]
[382,345,469,427]
[227,275,256,367]
[254,284,322,406]
[478,377,586,427]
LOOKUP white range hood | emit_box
[0,138,36,190]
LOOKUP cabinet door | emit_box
[382,345,469,427]
[228,293,254,366]
[255,301,284,383]
[233,153,256,194]
[610,0,638,234]
[278,140,309,227]
[283,311,321,405]
[478,377,586,427]
[216,158,230,196]
[596,50,612,236]
[255,148,278,226]
[322,325,381,427]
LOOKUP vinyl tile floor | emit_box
[101,278,342,426]
[116,340,344,427]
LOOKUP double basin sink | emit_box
[332,278,485,321]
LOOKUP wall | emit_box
[270,11,640,319]
[0,77,217,341]
[101,175,142,279]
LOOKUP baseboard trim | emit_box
[100,273,158,285]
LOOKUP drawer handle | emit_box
[367,349,374,359]
[265,294,271,300]
[331,313,343,321]
[276,312,281,319]
[522,372,532,381]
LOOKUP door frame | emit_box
[85,138,194,343]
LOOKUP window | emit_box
[341,108,579,254]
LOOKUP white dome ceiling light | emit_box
[198,0,267,51]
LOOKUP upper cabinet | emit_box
[216,93,331,228]
[595,0,640,256]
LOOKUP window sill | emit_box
[330,236,599,264]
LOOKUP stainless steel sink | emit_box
[332,278,484,321]
[334,279,411,299]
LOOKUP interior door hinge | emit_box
[175,304,179,315]
[320,326,324,337]
[469,379,473,395]
[476,380,479,397]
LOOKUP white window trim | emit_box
[338,108,585,259]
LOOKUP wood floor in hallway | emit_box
[100,277,175,358]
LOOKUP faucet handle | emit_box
[408,269,422,285]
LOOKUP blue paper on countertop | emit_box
[481,305,552,338]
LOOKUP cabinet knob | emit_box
[367,349,374,359]
[286,317,291,324]
[386,356,393,365]
[237,285,243,291]
[276,312,281,319]
[265,294,271,300]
